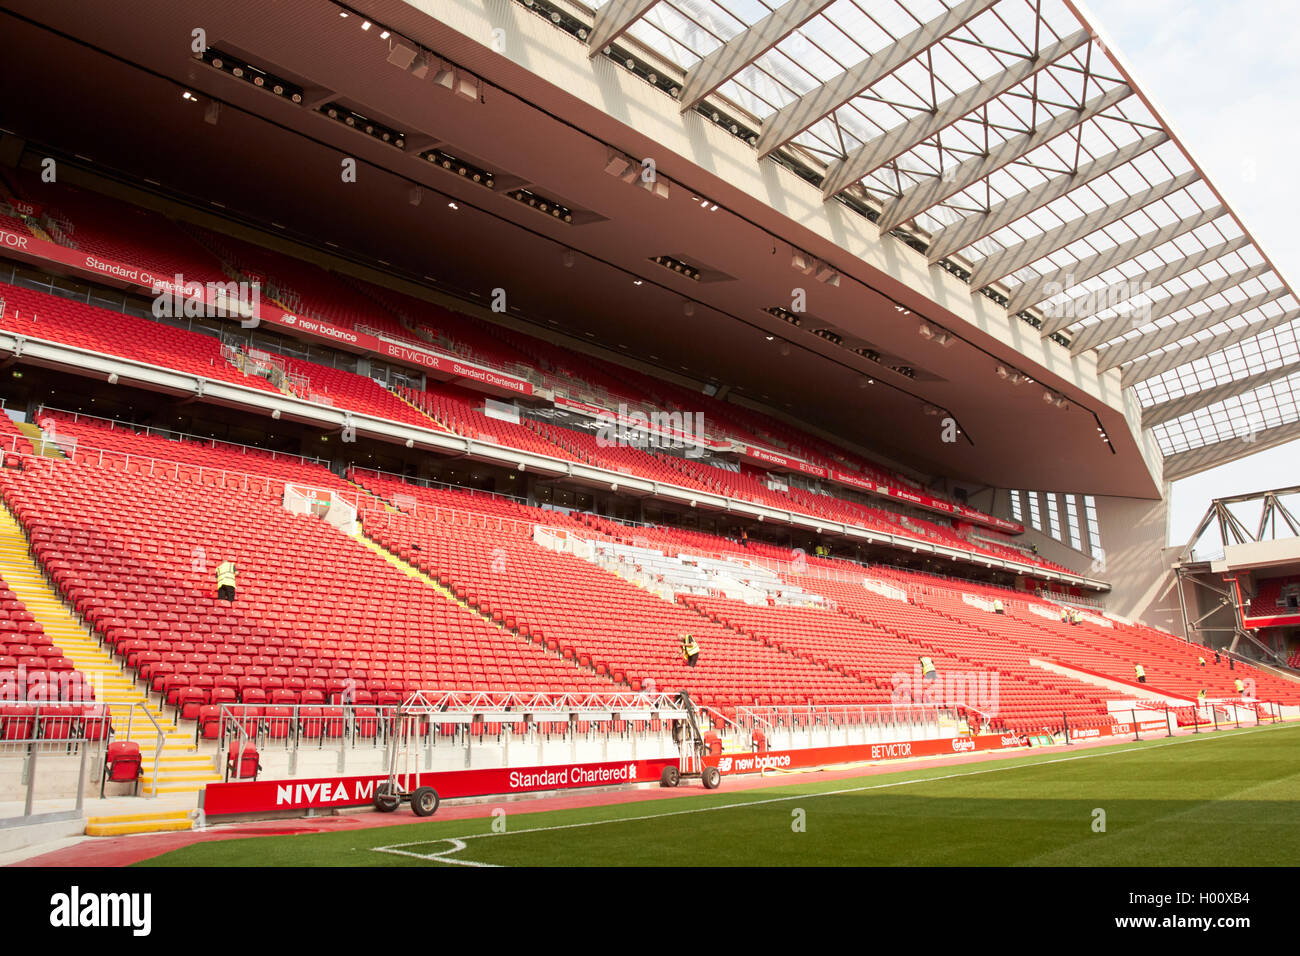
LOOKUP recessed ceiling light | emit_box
[448,202,459,210]
[632,279,642,286]
[361,21,372,30]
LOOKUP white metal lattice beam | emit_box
[877,83,1132,234]
[1162,419,1300,481]
[1097,287,1288,371]
[926,131,1166,265]
[587,0,661,58]
[1036,236,1251,337]
[1121,308,1300,386]
[1071,263,1273,354]
[820,29,1092,199]
[754,0,1002,158]
[1005,205,1227,314]
[968,169,1199,290]
[677,0,836,111]
[1142,364,1300,428]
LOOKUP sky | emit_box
[1079,0,1300,545]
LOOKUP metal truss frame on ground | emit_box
[1172,485,1300,664]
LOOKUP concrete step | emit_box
[85,809,194,837]
[140,782,212,796]
[14,421,64,460]
[142,769,221,782]
[0,503,200,768]
[142,763,215,773]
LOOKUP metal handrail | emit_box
[123,701,165,799]
[212,695,691,775]
[734,703,947,731]
[0,704,110,818]
[359,503,535,539]
[37,406,330,468]
[17,429,350,500]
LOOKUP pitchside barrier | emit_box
[211,700,692,779]
[1064,699,1285,742]
[209,696,955,779]
[199,696,1297,817]
[733,704,949,751]
[200,733,1024,817]
[201,693,949,816]
[0,727,107,818]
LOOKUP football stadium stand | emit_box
[1,0,1299,841]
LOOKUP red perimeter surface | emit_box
[10,731,1182,867]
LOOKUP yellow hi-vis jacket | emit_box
[1235,679,1245,693]
[1134,664,1145,680]
[681,637,700,659]
[993,600,1004,612]
[216,561,237,589]
[919,657,936,676]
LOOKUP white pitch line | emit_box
[375,838,500,867]
[373,726,1277,865]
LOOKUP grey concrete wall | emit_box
[988,488,1095,576]
[1092,493,1185,635]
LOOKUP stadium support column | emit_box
[1091,494,1183,634]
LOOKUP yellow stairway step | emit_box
[85,819,194,837]
[86,810,192,825]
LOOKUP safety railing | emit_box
[122,701,165,798]
[1174,698,1284,733]
[214,694,692,777]
[39,444,293,496]
[351,483,1083,614]
[8,427,346,500]
[359,503,536,539]
[733,703,948,751]
[37,406,330,468]
[0,704,111,820]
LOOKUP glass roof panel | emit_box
[567,0,1297,470]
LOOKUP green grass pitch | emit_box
[139,724,1300,867]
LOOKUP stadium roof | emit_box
[579,0,1300,477]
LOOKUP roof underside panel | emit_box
[580,0,1298,474]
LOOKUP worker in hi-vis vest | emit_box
[919,656,937,683]
[680,634,700,668]
[216,560,238,603]
[1198,655,1206,667]
[1235,678,1245,695]
[1134,664,1146,684]
[993,599,1004,615]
